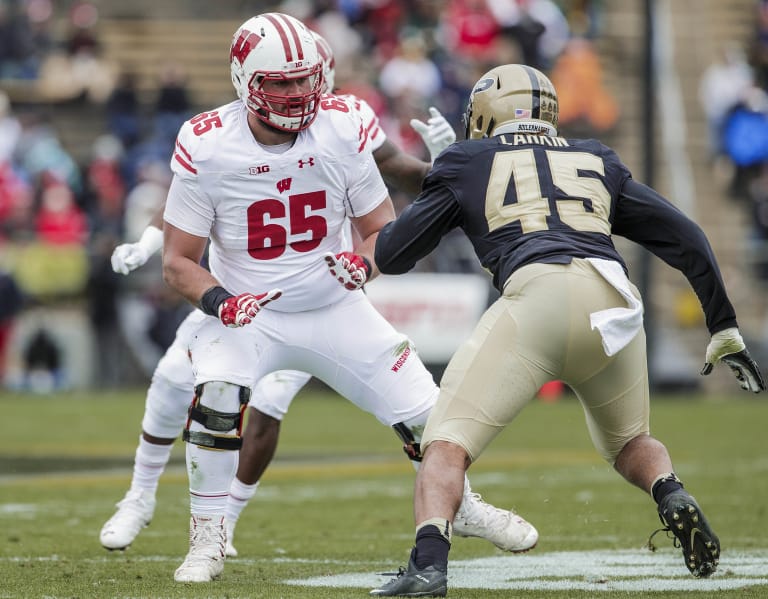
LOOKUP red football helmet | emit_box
[230,13,324,132]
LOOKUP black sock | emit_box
[413,525,450,572]
[651,473,684,505]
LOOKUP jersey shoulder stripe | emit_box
[314,95,371,155]
[170,100,241,178]
[334,92,385,152]
[173,139,196,174]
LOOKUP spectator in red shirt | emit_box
[35,177,88,245]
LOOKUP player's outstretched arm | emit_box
[111,203,166,275]
[370,108,455,196]
[111,226,164,275]
[373,140,429,196]
[701,327,765,392]
[410,106,456,163]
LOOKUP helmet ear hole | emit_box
[232,66,244,87]
[485,117,495,138]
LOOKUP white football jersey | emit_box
[164,99,389,312]
[337,93,387,153]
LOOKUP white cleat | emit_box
[453,492,539,552]
[174,515,226,582]
[224,519,238,558]
[100,489,156,550]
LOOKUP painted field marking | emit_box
[2,550,766,593]
[285,549,768,592]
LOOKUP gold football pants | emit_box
[424,258,648,465]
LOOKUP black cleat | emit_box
[653,489,720,578]
[370,556,447,597]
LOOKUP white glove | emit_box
[701,327,765,392]
[111,226,164,275]
[410,106,456,163]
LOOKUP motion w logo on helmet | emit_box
[230,30,262,66]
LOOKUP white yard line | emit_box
[288,549,768,592]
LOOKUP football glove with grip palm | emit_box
[111,226,164,275]
[701,327,765,392]
[200,286,282,328]
[323,252,371,290]
[219,290,282,327]
[410,107,456,163]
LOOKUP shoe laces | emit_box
[377,565,408,585]
[189,519,225,558]
[457,492,511,526]
[646,523,676,552]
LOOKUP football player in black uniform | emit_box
[368,64,765,597]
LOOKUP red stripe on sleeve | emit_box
[357,120,370,153]
[175,140,192,162]
[174,152,197,174]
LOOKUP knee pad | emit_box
[182,381,250,451]
[392,411,429,462]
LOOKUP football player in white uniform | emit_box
[224,30,460,557]
[100,49,451,555]
[102,18,535,581]
[163,14,539,582]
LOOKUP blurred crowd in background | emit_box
[0,0,765,393]
[698,0,768,282]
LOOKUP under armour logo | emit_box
[298,157,315,168]
[276,178,292,193]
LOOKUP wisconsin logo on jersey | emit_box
[277,178,292,193]
[390,340,412,373]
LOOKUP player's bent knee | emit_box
[142,373,194,438]
[182,381,251,451]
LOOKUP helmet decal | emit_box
[230,30,262,66]
[263,12,304,62]
[472,78,495,94]
[520,64,542,120]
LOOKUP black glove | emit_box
[701,328,765,392]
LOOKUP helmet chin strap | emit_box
[493,121,558,137]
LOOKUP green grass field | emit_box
[2,387,767,598]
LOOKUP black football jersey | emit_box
[375,133,737,334]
